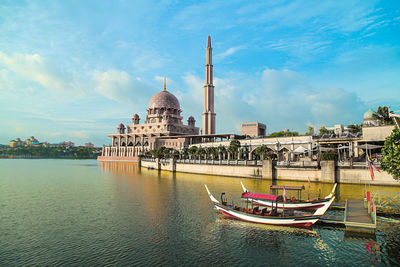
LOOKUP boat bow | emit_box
[204,184,219,204]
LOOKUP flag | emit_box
[308,176,311,189]
[366,155,379,181]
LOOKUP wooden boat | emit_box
[205,184,335,227]
[240,182,337,211]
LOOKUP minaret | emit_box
[202,35,216,135]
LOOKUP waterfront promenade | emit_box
[139,158,399,186]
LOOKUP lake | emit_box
[1,159,399,266]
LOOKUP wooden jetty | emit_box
[319,199,376,233]
[344,199,376,232]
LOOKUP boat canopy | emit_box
[241,192,278,201]
[270,185,304,191]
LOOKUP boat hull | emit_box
[214,204,320,227]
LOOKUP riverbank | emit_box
[138,158,399,186]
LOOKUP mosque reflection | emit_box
[99,161,400,205]
[98,161,400,264]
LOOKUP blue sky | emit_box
[0,0,399,146]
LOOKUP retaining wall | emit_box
[140,158,399,185]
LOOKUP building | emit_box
[99,36,223,160]
[202,36,216,135]
[362,107,380,127]
[85,142,94,148]
[25,136,39,145]
[241,122,266,137]
[9,138,24,147]
[102,78,199,157]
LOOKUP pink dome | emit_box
[149,90,180,110]
[133,113,139,119]
[118,123,125,128]
[188,116,195,121]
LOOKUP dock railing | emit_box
[372,191,400,213]
[364,191,377,227]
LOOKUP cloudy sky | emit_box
[0,0,399,146]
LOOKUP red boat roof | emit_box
[270,185,304,191]
[241,192,278,201]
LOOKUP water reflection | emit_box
[96,161,400,266]
[2,159,400,266]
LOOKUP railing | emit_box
[141,158,324,167]
[170,158,262,166]
[276,161,318,167]
[372,191,400,213]
[142,158,156,162]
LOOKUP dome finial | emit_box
[163,77,166,91]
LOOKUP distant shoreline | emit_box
[0,155,97,160]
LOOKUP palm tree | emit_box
[218,145,227,160]
[171,150,180,159]
[255,145,273,160]
[188,146,198,159]
[197,147,206,160]
[228,140,241,160]
[206,147,216,159]
[181,147,189,159]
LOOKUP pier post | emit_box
[169,158,176,172]
[156,158,161,170]
[321,160,336,183]
[262,159,273,179]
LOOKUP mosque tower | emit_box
[202,35,216,135]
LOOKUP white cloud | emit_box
[92,69,153,106]
[177,68,367,134]
[175,73,203,118]
[0,51,84,96]
[215,45,246,60]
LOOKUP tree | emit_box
[374,106,394,125]
[171,150,180,159]
[228,140,241,159]
[306,126,314,136]
[381,128,400,180]
[347,124,362,134]
[319,126,330,135]
[196,147,206,159]
[206,147,218,159]
[181,147,189,159]
[218,145,227,160]
[188,146,198,159]
[320,151,338,161]
[269,131,299,137]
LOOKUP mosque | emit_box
[99,36,226,160]
[98,36,396,163]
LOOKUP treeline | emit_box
[0,146,101,159]
[142,140,277,160]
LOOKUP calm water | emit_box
[1,159,400,266]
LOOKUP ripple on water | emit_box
[1,159,400,266]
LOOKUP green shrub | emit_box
[320,151,338,161]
